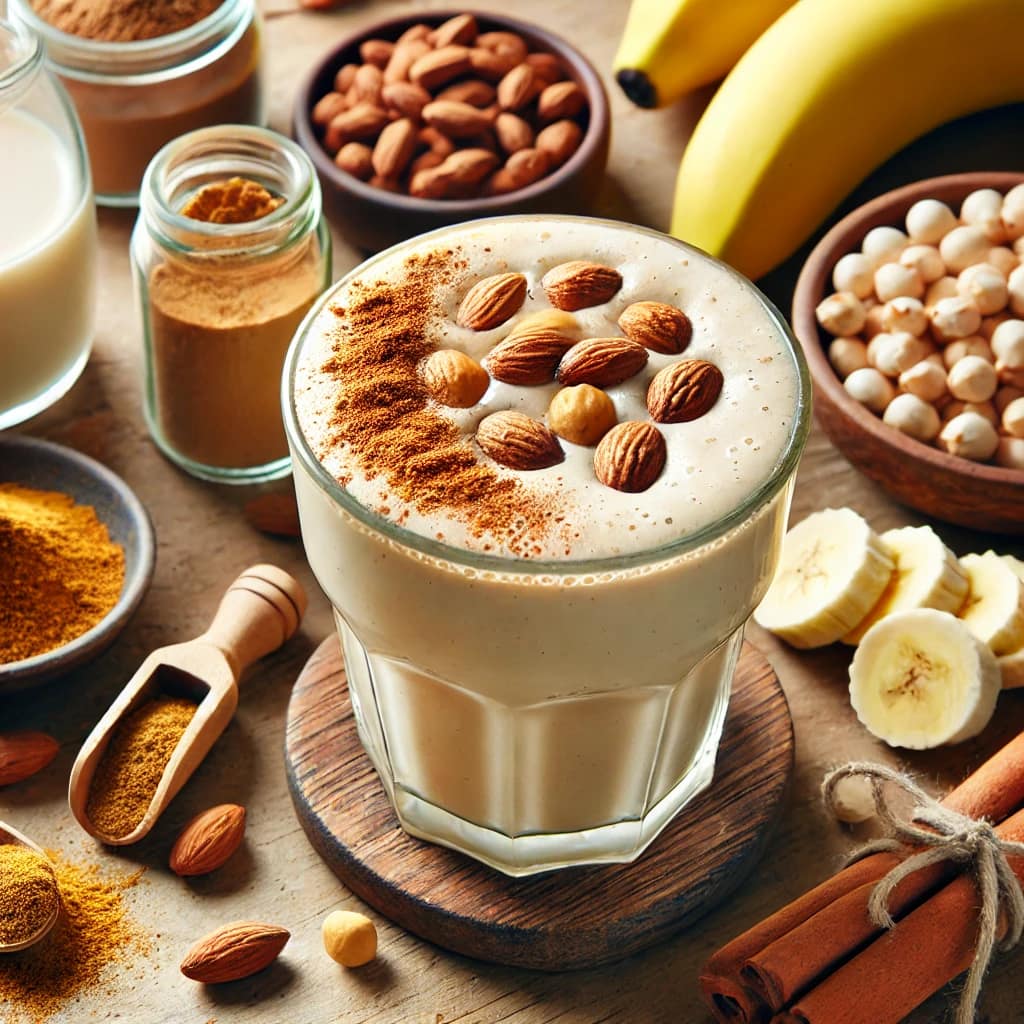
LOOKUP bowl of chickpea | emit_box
[792,172,1024,534]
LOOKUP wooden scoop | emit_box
[0,821,60,952]
[68,565,307,845]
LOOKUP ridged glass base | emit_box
[337,613,740,877]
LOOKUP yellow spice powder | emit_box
[0,851,147,1024]
[86,697,197,838]
[0,845,60,946]
[0,484,125,666]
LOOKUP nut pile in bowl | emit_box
[309,13,589,199]
[815,184,1024,470]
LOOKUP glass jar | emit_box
[0,17,97,431]
[132,125,331,484]
[10,0,264,207]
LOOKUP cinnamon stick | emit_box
[742,860,956,1009]
[698,854,902,1024]
[700,730,1024,1024]
[773,806,1024,1024]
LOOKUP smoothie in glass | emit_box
[285,216,809,875]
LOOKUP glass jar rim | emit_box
[140,124,320,259]
[0,17,42,101]
[8,0,251,78]
[283,214,813,577]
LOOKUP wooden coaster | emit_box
[285,636,793,971]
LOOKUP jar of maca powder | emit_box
[132,125,330,482]
[10,0,263,206]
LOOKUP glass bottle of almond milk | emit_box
[0,17,97,430]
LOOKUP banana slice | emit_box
[754,508,895,649]
[998,556,1024,687]
[849,608,1001,749]
[958,552,1024,656]
[842,526,969,645]
[1001,649,1024,689]
[1004,554,1024,583]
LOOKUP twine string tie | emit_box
[822,762,1024,1024]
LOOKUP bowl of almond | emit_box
[293,10,610,252]
[792,172,1024,534]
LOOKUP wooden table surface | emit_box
[3,2,1024,1022]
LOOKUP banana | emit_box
[1004,554,1024,583]
[998,555,1024,687]
[753,508,894,649]
[848,609,1000,749]
[958,552,1024,655]
[612,0,795,109]
[670,0,1024,280]
[842,526,969,645]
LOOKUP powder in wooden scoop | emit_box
[86,697,197,839]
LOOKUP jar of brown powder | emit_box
[10,0,263,206]
[131,125,330,482]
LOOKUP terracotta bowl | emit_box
[293,10,611,253]
[792,172,1024,535]
[0,434,156,692]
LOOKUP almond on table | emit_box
[180,922,290,984]
[169,804,247,877]
[0,731,59,786]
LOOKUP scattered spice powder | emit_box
[0,851,147,1024]
[0,484,125,665]
[181,176,284,224]
[319,249,557,555]
[86,697,197,838]
[31,0,224,42]
[0,846,59,947]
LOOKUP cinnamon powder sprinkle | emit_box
[319,248,558,556]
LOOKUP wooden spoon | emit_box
[68,564,307,845]
[0,821,60,952]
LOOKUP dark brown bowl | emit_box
[793,172,1024,535]
[293,10,611,253]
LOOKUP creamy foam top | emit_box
[294,218,801,560]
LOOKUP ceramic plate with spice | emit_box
[0,434,155,692]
